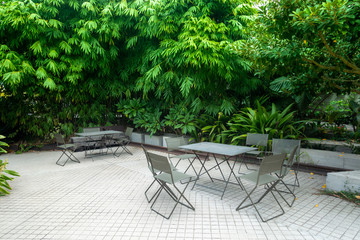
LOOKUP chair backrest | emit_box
[165,137,186,152]
[282,145,298,176]
[272,139,301,158]
[54,133,65,145]
[141,144,151,168]
[142,145,175,174]
[147,152,172,175]
[83,127,100,133]
[125,127,134,138]
[258,153,287,182]
[246,133,268,147]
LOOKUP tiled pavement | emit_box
[1,145,359,239]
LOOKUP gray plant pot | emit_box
[144,134,163,146]
[130,132,144,144]
[162,133,178,147]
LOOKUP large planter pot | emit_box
[299,148,360,170]
[162,134,194,147]
[130,132,144,144]
[144,134,163,146]
[162,133,178,147]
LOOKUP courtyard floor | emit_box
[1,145,359,239]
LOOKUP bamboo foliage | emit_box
[0,0,259,138]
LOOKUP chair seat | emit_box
[58,143,76,149]
[155,171,193,184]
[169,154,196,159]
[245,150,263,156]
[239,171,279,186]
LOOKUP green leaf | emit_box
[30,41,42,55]
[36,67,47,80]
[43,78,56,90]
[80,41,91,54]
[59,41,72,54]
[48,49,59,59]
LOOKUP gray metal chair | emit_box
[142,145,161,203]
[274,145,298,207]
[272,139,301,188]
[165,137,197,175]
[54,133,80,166]
[239,133,269,172]
[114,127,134,157]
[236,153,287,222]
[82,127,104,157]
[147,151,195,219]
[142,145,178,203]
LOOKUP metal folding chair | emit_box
[274,145,298,207]
[236,153,287,222]
[142,145,160,203]
[82,127,105,157]
[238,133,269,172]
[272,139,301,188]
[54,133,80,166]
[142,145,178,203]
[165,137,197,176]
[147,151,195,219]
[114,127,133,157]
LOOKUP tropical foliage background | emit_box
[0,0,359,146]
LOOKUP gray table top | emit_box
[179,142,257,156]
[75,130,123,137]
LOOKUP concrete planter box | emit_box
[326,170,360,193]
[130,132,144,144]
[162,133,178,147]
[299,148,360,170]
[144,134,163,146]
[162,134,194,147]
[299,147,360,194]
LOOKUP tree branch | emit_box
[302,58,338,71]
[318,31,360,74]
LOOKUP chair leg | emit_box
[114,142,132,157]
[179,158,198,184]
[150,180,194,219]
[238,159,256,174]
[56,151,68,166]
[277,179,297,207]
[236,180,285,222]
[56,149,80,166]
[145,179,162,203]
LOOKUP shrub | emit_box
[0,135,19,196]
[224,101,305,145]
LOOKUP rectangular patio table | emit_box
[75,130,124,157]
[179,142,257,199]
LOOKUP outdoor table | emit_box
[75,130,123,157]
[179,142,257,199]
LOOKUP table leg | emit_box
[221,155,243,199]
[191,152,214,190]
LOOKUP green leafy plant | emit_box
[0,0,260,140]
[15,143,33,154]
[224,101,305,145]
[0,135,19,196]
[133,108,165,136]
[201,112,230,143]
[324,100,351,126]
[164,105,197,136]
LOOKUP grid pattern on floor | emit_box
[1,146,359,240]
